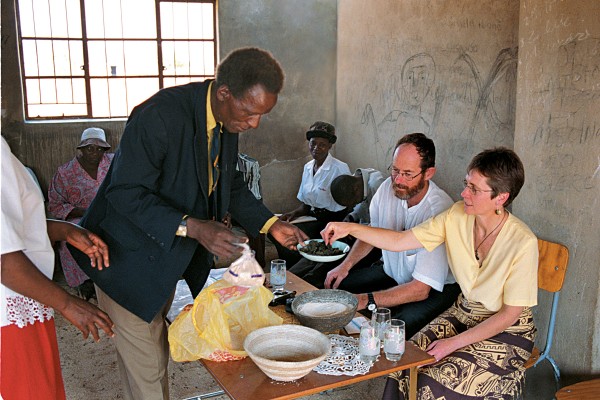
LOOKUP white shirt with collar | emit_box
[369,178,455,291]
[297,153,351,212]
[348,168,385,224]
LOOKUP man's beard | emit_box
[393,174,426,200]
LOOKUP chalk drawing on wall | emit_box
[457,47,518,146]
[362,49,518,168]
[362,53,440,167]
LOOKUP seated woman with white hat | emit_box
[48,127,114,300]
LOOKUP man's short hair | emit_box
[331,174,362,207]
[468,147,524,208]
[215,47,285,98]
[394,133,435,170]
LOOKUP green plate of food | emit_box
[297,239,350,263]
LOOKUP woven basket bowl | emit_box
[291,289,358,333]
[243,324,330,382]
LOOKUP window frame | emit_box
[15,0,217,121]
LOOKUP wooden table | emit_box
[200,272,434,400]
[555,378,600,400]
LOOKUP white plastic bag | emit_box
[223,243,265,287]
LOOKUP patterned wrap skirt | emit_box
[386,294,536,400]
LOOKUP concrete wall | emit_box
[515,0,600,376]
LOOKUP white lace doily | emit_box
[314,334,376,376]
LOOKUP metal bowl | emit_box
[291,289,358,333]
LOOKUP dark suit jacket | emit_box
[70,80,273,322]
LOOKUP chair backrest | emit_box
[537,239,569,293]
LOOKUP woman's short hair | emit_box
[394,133,435,170]
[216,47,284,98]
[468,147,525,207]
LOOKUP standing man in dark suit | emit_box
[70,47,308,400]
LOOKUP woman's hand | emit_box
[320,222,353,245]
[65,225,110,270]
[425,337,462,363]
[57,294,115,341]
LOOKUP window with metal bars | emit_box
[16,0,217,120]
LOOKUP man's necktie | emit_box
[210,123,221,192]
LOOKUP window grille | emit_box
[16,0,217,120]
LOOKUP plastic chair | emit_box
[523,239,569,385]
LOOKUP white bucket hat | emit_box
[77,127,111,149]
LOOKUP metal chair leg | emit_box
[183,389,225,400]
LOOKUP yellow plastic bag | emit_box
[168,279,282,362]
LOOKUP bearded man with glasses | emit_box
[323,133,461,339]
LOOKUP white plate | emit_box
[297,239,350,263]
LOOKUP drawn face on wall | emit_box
[401,54,435,107]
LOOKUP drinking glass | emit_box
[270,259,287,293]
[373,307,391,345]
[359,320,380,364]
[383,319,405,362]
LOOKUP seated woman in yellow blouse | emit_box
[321,147,538,400]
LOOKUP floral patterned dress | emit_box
[48,153,114,286]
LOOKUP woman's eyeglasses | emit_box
[462,180,494,195]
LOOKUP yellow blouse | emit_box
[412,201,538,312]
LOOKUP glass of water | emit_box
[270,259,286,293]
[359,320,380,364]
[383,319,405,362]
[373,307,391,345]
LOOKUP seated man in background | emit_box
[48,127,114,300]
[273,121,351,265]
[289,167,385,286]
[324,133,461,339]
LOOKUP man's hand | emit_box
[65,225,110,270]
[269,219,309,251]
[186,218,247,258]
[324,262,351,289]
[57,294,115,342]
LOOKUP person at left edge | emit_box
[69,47,308,400]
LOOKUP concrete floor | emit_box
[55,237,560,399]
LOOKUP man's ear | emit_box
[424,166,436,180]
[216,85,231,102]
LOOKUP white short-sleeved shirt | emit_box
[412,201,538,311]
[1,137,55,327]
[297,153,351,212]
[370,179,454,291]
[348,168,385,224]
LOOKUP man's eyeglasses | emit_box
[388,165,424,182]
[462,180,494,195]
